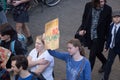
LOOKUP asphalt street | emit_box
[7,0,120,80]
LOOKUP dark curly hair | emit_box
[0,23,17,39]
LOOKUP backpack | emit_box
[10,34,27,55]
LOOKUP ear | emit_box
[76,46,79,50]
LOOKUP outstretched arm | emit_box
[48,49,69,61]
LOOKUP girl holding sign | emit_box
[48,39,91,80]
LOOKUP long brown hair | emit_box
[92,0,106,8]
[67,39,85,56]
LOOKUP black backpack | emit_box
[10,34,27,55]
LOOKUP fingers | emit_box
[79,30,86,36]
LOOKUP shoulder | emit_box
[110,22,114,26]
[85,2,92,8]
[83,57,90,65]
[86,2,92,6]
[104,4,112,10]
[42,50,54,61]
[29,48,37,55]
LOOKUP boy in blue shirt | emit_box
[11,55,38,80]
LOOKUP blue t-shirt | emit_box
[18,74,38,80]
[48,50,91,80]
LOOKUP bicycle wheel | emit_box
[44,0,61,7]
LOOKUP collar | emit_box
[114,23,120,28]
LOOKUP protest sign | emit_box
[0,47,11,68]
[45,18,60,50]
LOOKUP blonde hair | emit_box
[36,35,45,45]
[67,39,85,56]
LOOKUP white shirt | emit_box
[29,48,54,80]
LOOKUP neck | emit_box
[19,70,30,78]
[39,48,46,55]
[72,51,83,61]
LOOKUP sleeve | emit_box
[84,59,91,80]
[105,25,113,49]
[48,49,69,61]
[43,51,54,62]
[29,49,36,57]
[79,2,91,31]
[105,5,112,41]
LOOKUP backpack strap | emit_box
[10,40,16,55]
[76,58,86,80]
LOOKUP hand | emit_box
[7,0,12,4]
[79,30,86,36]
[6,68,13,72]
[12,1,21,6]
[0,62,6,69]
[38,58,48,65]
[104,48,108,53]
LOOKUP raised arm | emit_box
[48,49,69,61]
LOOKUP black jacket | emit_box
[78,2,112,48]
[106,23,120,54]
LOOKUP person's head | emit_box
[0,23,17,41]
[92,0,106,8]
[112,11,120,24]
[35,35,45,52]
[67,39,85,56]
[11,55,28,75]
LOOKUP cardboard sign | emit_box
[45,18,60,50]
[0,46,11,68]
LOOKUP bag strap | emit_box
[10,40,16,55]
[76,58,85,80]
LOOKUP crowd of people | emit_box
[0,0,120,80]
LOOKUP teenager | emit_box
[48,39,91,80]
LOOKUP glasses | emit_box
[0,34,5,36]
[0,33,6,36]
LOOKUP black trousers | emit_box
[89,38,107,71]
[104,49,120,80]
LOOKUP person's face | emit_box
[113,16,120,24]
[100,0,105,7]
[35,38,45,52]
[11,61,21,75]
[67,43,79,56]
[0,34,10,41]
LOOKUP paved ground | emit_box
[7,0,120,80]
